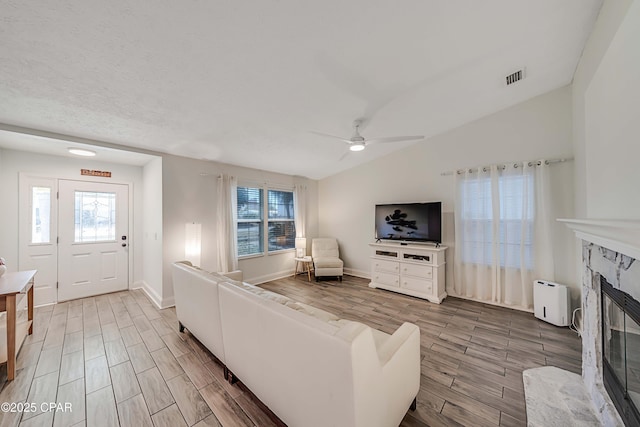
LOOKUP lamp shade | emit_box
[185,223,202,266]
[295,237,307,258]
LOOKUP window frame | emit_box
[458,174,534,269]
[236,184,296,259]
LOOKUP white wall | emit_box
[161,154,318,305]
[583,1,640,219]
[572,0,633,218]
[569,0,638,314]
[318,86,577,304]
[140,156,164,305]
[0,148,145,286]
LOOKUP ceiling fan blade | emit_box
[338,150,350,161]
[366,135,424,145]
[310,131,352,144]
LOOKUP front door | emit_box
[57,180,129,301]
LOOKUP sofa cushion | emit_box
[313,257,344,268]
[232,281,292,305]
[284,301,340,323]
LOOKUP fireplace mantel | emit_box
[558,218,640,260]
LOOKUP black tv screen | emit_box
[375,202,442,243]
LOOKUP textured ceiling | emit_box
[0,1,602,179]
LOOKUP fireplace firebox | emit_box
[602,276,640,426]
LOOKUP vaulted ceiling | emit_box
[0,1,602,179]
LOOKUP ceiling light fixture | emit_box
[349,143,365,152]
[68,148,96,157]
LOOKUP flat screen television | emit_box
[375,202,442,244]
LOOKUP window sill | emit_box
[267,248,295,256]
[238,253,264,261]
[238,248,295,260]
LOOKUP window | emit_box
[74,191,117,242]
[268,190,295,251]
[237,186,295,257]
[31,186,52,244]
[237,187,264,256]
[459,174,533,269]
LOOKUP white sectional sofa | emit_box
[171,261,242,364]
[171,261,421,427]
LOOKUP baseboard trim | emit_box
[246,269,295,285]
[250,268,369,283]
[132,280,175,309]
[161,296,175,309]
[344,268,370,279]
[445,290,534,313]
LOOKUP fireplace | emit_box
[558,219,640,425]
[601,276,640,426]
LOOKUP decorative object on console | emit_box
[0,257,6,277]
[184,223,202,267]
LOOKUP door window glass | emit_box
[74,191,117,242]
[31,186,51,244]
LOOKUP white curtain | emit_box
[216,174,238,272]
[453,161,554,310]
[294,184,307,238]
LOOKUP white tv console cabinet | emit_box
[369,242,447,303]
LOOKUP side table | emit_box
[0,270,36,381]
[293,256,314,281]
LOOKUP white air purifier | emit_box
[533,280,571,327]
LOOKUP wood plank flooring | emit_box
[0,275,581,426]
[260,275,582,427]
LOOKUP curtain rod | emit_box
[440,157,573,176]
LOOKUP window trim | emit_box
[236,183,296,258]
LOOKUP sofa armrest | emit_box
[222,270,243,281]
[376,322,420,365]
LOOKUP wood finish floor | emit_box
[0,275,581,427]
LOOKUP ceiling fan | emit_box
[312,120,424,153]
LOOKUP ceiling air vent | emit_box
[506,69,524,86]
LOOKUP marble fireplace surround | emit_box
[547,219,640,425]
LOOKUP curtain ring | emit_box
[536,160,542,166]
[544,160,549,165]
[482,167,488,172]
[513,163,519,168]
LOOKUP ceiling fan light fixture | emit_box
[349,143,365,152]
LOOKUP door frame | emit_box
[19,172,135,305]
